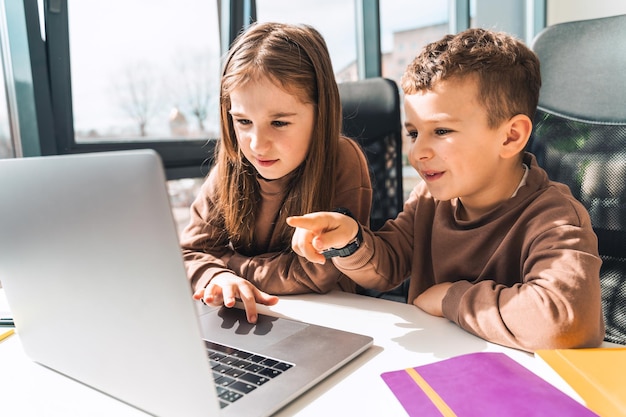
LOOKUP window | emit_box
[380,0,449,84]
[4,0,551,216]
[67,0,221,143]
[42,0,220,179]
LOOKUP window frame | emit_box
[7,0,545,178]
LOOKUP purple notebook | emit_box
[381,352,598,417]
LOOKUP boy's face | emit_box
[404,76,519,218]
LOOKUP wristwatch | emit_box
[322,208,363,259]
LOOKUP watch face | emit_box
[332,207,355,219]
[333,207,351,216]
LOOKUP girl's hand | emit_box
[286,212,360,264]
[193,273,279,323]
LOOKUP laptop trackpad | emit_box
[197,306,308,351]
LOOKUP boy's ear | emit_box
[500,114,532,159]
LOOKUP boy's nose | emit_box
[410,137,432,161]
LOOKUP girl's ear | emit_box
[500,114,532,159]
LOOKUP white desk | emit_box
[0,289,607,416]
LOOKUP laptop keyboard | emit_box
[206,340,294,409]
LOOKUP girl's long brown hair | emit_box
[214,22,341,253]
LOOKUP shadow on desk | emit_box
[263,292,490,361]
[391,318,489,359]
[354,295,490,360]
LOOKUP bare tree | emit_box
[115,62,161,137]
[172,51,218,133]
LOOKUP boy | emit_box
[287,28,605,352]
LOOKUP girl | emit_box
[180,22,372,323]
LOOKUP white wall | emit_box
[548,0,626,25]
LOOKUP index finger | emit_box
[286,213,331,233]
[289,212,358,252]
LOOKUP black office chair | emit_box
[338,77,408,302]
[338,77,404,232]
[529,15,626,345]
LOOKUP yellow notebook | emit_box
[535,348,626,417]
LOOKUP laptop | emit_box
[0,150,373,417]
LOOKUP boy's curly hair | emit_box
[401,28,541,128]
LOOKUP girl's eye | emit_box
[405,130,418,142]
[272,120,289,128]
[235,118,251,126]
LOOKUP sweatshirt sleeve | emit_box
[332,185,429,291]
[179,169,236,292]
[441,205,605,352]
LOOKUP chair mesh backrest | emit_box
[355,130,402,231]
[531,14,626,345]
[338,78,403,231]
[530,110,626,344]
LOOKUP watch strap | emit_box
[322,208,363,259]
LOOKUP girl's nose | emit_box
[249,130,271,153]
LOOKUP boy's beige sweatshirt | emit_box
[334,152,605,352]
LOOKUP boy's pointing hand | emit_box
[287,212,359,264]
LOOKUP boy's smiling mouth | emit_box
[421,170,444,181]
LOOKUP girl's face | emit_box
[229,76,315,180]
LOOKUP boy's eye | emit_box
[435,128,451,136]
[272,120,289,127]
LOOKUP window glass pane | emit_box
[256,0,357,82]
[67,0,220,142]
[380,0,449,200]
[472,0,525,39]
[380,0,449,83]
[0,63,12,158]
